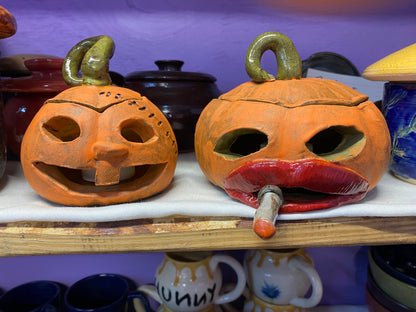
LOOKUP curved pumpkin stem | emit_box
[245,31,301,82]
[62,35,115,86]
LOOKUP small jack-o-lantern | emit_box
[195,32,391,238]
[21,36,177,206]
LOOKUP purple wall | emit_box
[1,0,416,93]
[0,0,414,306]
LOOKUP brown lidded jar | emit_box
[125,60,221,152]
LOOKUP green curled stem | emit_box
[245,31,301,82]
[63,35,115,86]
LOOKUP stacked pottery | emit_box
[363,43,416,184]
[138,251,246,312]
[366,245,416,311]
[243,249,323,312]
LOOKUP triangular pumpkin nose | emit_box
[92,141,129,161]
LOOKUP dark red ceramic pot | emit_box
[125,60,221,152]
[0,57,69,158]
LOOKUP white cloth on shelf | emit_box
[0,153,415,223]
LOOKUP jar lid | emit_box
[0,57,69,92]
[125,60,217,83]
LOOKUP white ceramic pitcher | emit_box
[138,251,246,312]
[244,249,322,308]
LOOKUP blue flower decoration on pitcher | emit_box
[261,281,280,299]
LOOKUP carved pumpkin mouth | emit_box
[224,159,369,213]
[32,162,167,194]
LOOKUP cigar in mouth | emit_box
[253,185,283,239]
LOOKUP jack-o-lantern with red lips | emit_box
[195,32,391,238]
[21,36,178,206]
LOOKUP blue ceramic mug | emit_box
[0,280,63,312]
[383,82,416,183]
[64,273,150,312]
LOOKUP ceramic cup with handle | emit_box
[244,248,322,308]
[64,273,151,312]
[138,251,246,312]
[0,280,63,312]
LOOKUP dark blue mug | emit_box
[64,273,151,312]
[0,280,63,312]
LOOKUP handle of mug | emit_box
[209,255,246,305]
[130,287,154,312]
[220,284,250,312]
[288,256,323,308]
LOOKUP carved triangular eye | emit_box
[214,128,268,159]
[42,116,81,142]
[120,119,155,143]
[306,126,366,161]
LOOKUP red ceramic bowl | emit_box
[365,286,390,312]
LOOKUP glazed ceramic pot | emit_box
[125,60,221,152]
[363,42,416,184]
[244,249,322,308]
[368,246,416,309]
[301,52,360,77]
[138,251,246,312]
[382,83,416,183]
[0,4,17,178]
[366,269,413,312]
[0,56,69,158]
[370,244,416,287]
[64,274,151,312]
[0,280,63,312]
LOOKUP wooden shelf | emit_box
[1,216,415,257]
[2,155,416,257]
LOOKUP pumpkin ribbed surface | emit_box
[220,78,368,107]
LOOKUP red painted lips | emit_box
[224,159,369,213]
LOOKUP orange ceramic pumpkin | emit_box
[21,36,177,206]
[195,32,390,235]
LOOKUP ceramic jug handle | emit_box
[288,256,323,308]
[137,284,163,304]
[209,255,246,305]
